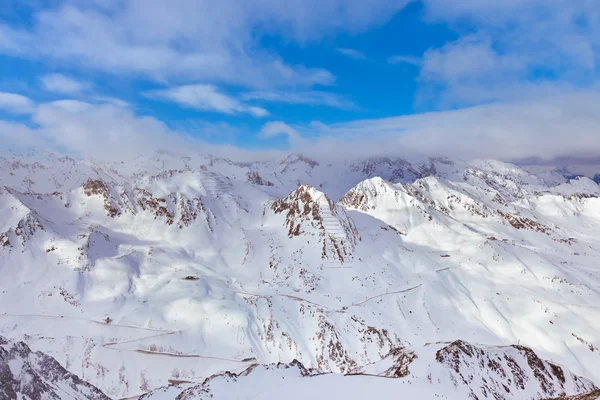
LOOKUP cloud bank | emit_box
[1,89,599,165]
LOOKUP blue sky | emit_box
[0,0,599,161]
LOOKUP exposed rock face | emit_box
[246,170,274,186]
[0,336,110,400]
[135,187,175,225]
[497,210,551,233]
[340,174,556,239]
[140,341,598,400]
[280,154,320,171]
[83,179,121,218]
[139,360,321,400]
[271,184,328,237]
[349,157,418,181]
[436,340,597,400]
[377,348,417,378]
[545,390,600,399]
[81,178,217,231]
[271,184,359,262]
[0,196,46,252]
[0,232,9,248]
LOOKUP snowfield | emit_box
[0,151,599,399]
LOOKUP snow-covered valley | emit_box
[1,151,599,399]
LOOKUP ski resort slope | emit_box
[0,151,599,399]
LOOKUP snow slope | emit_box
[0,151,599,399]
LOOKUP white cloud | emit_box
[0,25,33,56]
[288,89,600,163]
[421,37,520,82]
[46,100,94,113]
[336,48,366,59]
[0,121,44,149]
[92,96,130,108]
[0,0,410,88]
[145,84,269,117]
[387,55,421,66]
[258,121,300,142]
[417,36,526,106]
[170,120,243,143]
[241,91,355,109]
[246,107,269,118]
[30,100,186,159]
[41,73,91,94]
[0,98,279,161]
[0,92,35,114]
[417,0,600,107]
[0,89,599,164]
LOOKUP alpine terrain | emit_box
[1,150,599,399]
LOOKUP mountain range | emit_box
[1,150,599,399]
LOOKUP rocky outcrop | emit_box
[0,212,45,252]
[280,154,320,172]
[271,184,359,262]
[140,340,597,399]
[83,179,121,218]
[349,157,419,182]
[81,179,215,230]
[545,390,600,399]
[0,336,109,400]
[134,188,175,225]
[246,171,274,186]
[436,340,597,400]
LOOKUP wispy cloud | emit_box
[336,48,366,60]
[28,100,179,159]
[40,73,91,95]
[0,92,35,114]
[0,98,279,161]
[145,84,268,117]
[280,89,600,163]
[417,0,600,107]
[258,121,300,141]
[387,55,421,66]
[0,1,410,88]
[1,88,599,164]
[92,96,130,108]
[241,91,355,109]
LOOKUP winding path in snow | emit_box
[233,284,423,313]
[347,284,422,308]
[233,290,329,309]
[0,313,173,332]
[129,349,255,362]
[102,330,179,348]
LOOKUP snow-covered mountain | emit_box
[141,341,598,400]
[0,150,599,399]
[0,335,110,399]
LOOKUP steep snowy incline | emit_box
[339,173,600,383]
[0,152,598,399]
